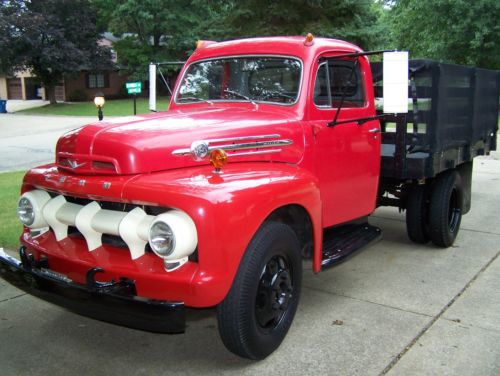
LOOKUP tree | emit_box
[387,0,499,68]
[93,0,220,80]
[203,0,383,50]
[0,0,112,104]
[96,0,384,80]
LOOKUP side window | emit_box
[313,63,330,107]
[313,59,365,108]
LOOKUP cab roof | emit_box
[189,36,363,62]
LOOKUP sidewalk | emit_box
[4,99,49,113]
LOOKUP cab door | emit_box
[308,55,381,227]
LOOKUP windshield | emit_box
[175,56,302,105]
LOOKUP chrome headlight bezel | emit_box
[17,197,35,226]
[17,190,51,229]
[147,210,198,265]
[149,221,176,257]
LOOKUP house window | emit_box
[87,72,108,88]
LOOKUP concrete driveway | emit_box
[0,114,95,172]
[0,114,498,375]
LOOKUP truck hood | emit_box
[56,106,304,175]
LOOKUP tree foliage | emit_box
[387,0,499,68]
[96,0,384,80]
[92,0,219,79]
[205,0,382,49]
[0,0,112,103]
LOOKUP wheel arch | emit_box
[266,204,314,260]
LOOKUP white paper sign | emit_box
[383,51,409,113]
[149,63,157,112]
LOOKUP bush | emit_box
[68,89,88,102]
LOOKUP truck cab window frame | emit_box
[313,58,366,109]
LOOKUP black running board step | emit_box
[321,222,382,269]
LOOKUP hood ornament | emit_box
[172,134,293,162]
[67,159,87,169]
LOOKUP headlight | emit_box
[17,197,35,226]
[17,190,51,228]
[149,221,175,256]
[148,210,198,271]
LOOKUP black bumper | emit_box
[0,247,185,334]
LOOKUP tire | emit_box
[406,185,430,244]
[217,221,302,359]
[429,170,463,247]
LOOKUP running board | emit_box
[321,223,382,269]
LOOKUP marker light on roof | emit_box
[304,33,314,46]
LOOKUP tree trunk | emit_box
[46,84,57,105]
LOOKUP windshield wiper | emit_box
[223,89,257,107]
[178,96,213,105]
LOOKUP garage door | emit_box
[7,78,23,99]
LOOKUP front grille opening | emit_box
[68,226,152,253]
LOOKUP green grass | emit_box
[0,171,25,250]
[18,97,170,116]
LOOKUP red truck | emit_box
[1,35,498,359]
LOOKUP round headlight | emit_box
[149,221,176,256]
[17,197,35,226]
[17,190,51,229]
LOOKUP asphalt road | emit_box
[0,114,95,173]
[0,114,499,375]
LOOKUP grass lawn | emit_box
[0,171,25,250]
[18,97,170,116]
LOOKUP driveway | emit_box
[0,113,499,375]
[0,114,95,172]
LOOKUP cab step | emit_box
[321,222,382,269]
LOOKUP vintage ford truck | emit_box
[1,35,498,359]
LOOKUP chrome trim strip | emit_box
[172,134,293,158]
[203,134,281,144]
[215,140,292,151]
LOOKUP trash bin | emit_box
[0,100,6,114]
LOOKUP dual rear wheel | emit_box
[406,170,463,247]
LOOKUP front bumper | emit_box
[0,247,185,333]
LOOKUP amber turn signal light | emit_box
[209,149,228,173]
[304,33,314,46]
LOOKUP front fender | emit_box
[124,163,322,307]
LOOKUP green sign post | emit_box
[125,82,142,115]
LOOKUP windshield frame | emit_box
[173,54,304,107]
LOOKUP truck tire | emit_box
[429,170,463,247]
[217,221,302,359]
[406,185,430,244]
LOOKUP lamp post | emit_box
[94,93,105,121]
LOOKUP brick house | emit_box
[0,33,130,102]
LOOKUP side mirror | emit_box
[383,51,408,113]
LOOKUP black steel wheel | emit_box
[217,221,302,359]
[429,170,463,247]
[406,185,430,244]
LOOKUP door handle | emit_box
[368,128,380,133]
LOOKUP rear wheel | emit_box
[217,222,302,359]
[406,185,430,244]
[429,171,463,247]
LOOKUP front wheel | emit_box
[217,222,302,359]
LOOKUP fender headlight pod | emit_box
[148,210,198,271]
[17,190,51,228]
